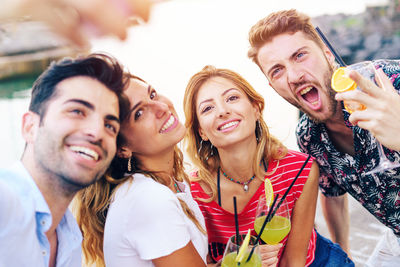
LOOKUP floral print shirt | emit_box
[296,60,400,235]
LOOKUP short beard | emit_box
[58,172,104,195]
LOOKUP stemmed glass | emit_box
[254,195,291,245]
[344,60,400,175]
[316,27,400,175]
[221,234,262,267]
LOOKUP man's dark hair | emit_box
[29,53,130,122]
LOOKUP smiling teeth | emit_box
[300,86,313,95]
[70,146,99,161]
[160,115,175,132]
[220,121,239,130]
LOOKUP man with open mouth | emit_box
[248,8,400,267]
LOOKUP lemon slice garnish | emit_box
[264,178,274,207]
[235,229,251,263]
[331,67,357,93]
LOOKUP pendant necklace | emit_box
[219,167,255,192]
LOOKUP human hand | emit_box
[207,260,221,267]
[3,0,152,47]
[259,243,282,267]
[335,68,400,151]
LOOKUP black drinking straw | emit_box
[246,194,280,262]
[246,154,312,262]
[233,196,240,257]
[275,154,311,211]
[315,26,346,67]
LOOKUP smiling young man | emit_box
[0,53,130,267]
[248,9,400,266]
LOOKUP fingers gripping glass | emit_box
[316,27,400,174]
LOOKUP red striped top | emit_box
[191,150,316,266]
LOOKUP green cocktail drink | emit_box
[221,252,262,267]
[254,215,291,244]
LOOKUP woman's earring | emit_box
[205,143,214,161]
[256,120,263,142]
[198,139,204,154]
[127,157,132,172]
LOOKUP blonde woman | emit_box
[183,66,352,266]
[74,75,207,267]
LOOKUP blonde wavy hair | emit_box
[183,65,287,202]
[73,77,206,267]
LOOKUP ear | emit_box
[117,146,132,159]
[198,127,208,141]
[323,44,335,66]
[253,104,261,120]
[21,111,40,144]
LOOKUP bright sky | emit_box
[0,0,386,167]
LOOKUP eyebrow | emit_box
[64,99,120,123]
[289,46,307,60]
[105,114,120,124]
[126,84,152,118]
[267,46,308,77]
[65,99,94,109]
[197,88,239,107]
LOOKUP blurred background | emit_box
[1,0,399,265]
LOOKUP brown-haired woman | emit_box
[74,75,207,267]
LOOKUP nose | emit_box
[150,100,169,119]
[83,115,105,142]
[287,64,305,85]
[217,102,231,118]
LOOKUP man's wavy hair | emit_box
[248,9,325,68]
[29,53,130,123]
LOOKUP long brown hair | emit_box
[73,76,205,267]
[183,65,287,202]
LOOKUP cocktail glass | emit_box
[221,234,261,267]
[341,61,400,174]
[340,61,373,113]
[254,195,291,245]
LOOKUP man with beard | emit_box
[247,9,400,266]
[0,53,130,267]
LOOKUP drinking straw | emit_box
[274,154,311,211]
[233,196,240,256]
[246,154,311,262]
[246,194,280,262]
[315,26,346,67]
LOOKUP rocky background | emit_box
[313,0,400,64]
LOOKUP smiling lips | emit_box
[218,120,239,132]
[69,145,100,161]
[299,86,320,107]
[160,114,178,133]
